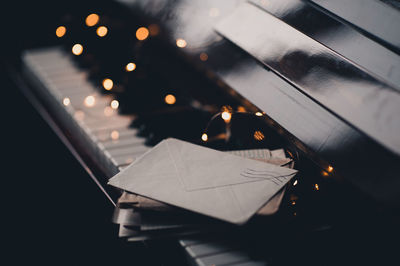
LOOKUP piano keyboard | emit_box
[22,46,270,266]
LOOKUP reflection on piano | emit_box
[5,0,400,265]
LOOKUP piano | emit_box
[4,0,400,265]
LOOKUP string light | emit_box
[72,44,83,55]
[85,14,99,27]
[102,78,113,91]
[111,100,119,109]
[293,180,298,186]
[125,62,136,72]
[314,184,320,191]
[164,94,176,105]
[84,95,95,107]
[321,171,329,177]
[62,97,70,106]
[111,130,119,140]
[253,130,265,141]
[221,111,231,123]
[327,166,334,172]
[136,27,149,41]
[96,26,108,37]
[56,26,66,38]
[176,38,187,48]
[201,133,208,142]
[255,112,263,116]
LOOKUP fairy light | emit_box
[62,97,70,106]
[164,94,176,105]
[255,112,263,116]
[85,14,99,27]
[321,171,329,177]
[96,26,108,37]
[201,133,208,142]
[110,100,119,109]
[84,95,95,107]
[136,27,149,41]
[176,38,187,48]
[102,78,113,91]
[327,166,334,172]
[56,26,66,38]
[253,130,265,141]
[72,44,83,55]
[125,62,136,72]
[221,111,231,123]
[111,130,119,140]
[293,180,298,186]
[314,184,320,191]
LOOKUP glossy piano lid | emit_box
[117,0,400,203]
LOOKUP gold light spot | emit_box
[86,13,99,27]
[62,97,70,106]
[201,133,208,142]
[327,166,334,172]
[293,180,298,186]
[200,53,208,61]
[84,95,95,107]
[314,184,320,191]
[56,26,66,38]
[104,106,113,116]
[164,94,176,105]
[72,44,83,55]
[321,171,329,177]
[221,111,231,123]
[255,112,263,116]
[176,38,187,48]
[125,62,136,72]
[111,130,119,140]
[291,201,296,205]
[102,78,113,91]
[96,26,108,37]
[111,100,119,109]
[254,130,265,141]
[237,106,246,112]
[148,24,160,36]
[136,27,149,41]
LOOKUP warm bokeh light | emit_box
[176,38,187,48]
[136,27,149,41]
[255,112,263,116]
[125,62,136,72]
[201,133,208,142]
[72,44,83,55]
[293,180,298,186]
[111,130,119,140]
[237,106,246,112]
[102,78,113,91]
[56,26,66,38]
[148,24,160,36]
[86,13,99,27]
[314,184,320,190]
[111,100,119,109]
[164,94,176,105]
[62,97,70,106]
[327,166,334,172]
[96,26,108,37]
[253,130,265,141]
[321,171,329,177]
[84,95,95,107]
[104,106,113,116]
[221,111,231,123]
[200,52,208,61]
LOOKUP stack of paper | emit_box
[108,138,297,240]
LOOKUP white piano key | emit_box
[101,135,145,150]
[186,242,237,258]
[106,144,149,158]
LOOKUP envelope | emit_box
[108,138,297,224]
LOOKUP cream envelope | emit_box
[108,138,297,224]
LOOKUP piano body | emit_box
[4,0,400,265]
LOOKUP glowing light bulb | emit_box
[136,27,149,41]
[221,111,231,123]
[327,166,334,172]
[84,95,95,107]
[56,26,66,38]
[111,100,119,109]
[293,180,298,186]
[125,62,136,72]
[321,171,329,177]
[102,78,113,91]
[111,130,119,140]
[201,133,208,142]
[253,130,265,141]
[63,97,70,106]
[255,112,263,116]
[200,52,208,61]
[314,184,320,191]
[237,106,246,112]
[72,44,83,55]
[96,26,108,37]
[86,13,99,27]
[164,94,176,105]
[176,38,187,48]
